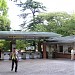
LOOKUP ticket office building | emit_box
[0,31,61,59]
[0,31,75,59]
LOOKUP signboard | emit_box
[26,46,35,50]
[8,36,24,38]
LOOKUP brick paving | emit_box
[0,59,75,75]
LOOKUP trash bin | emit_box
[29,53,34,59]
[34,52,37,59]
[26,53,30,59]
[22,52,26,59]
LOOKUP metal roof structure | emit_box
[0,31,62,40]
[47,35,75,43]
[0,31,75,43]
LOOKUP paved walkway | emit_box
[0,59,75,75]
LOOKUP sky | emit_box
[7,0,75,30]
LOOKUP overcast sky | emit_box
[7,0,75,30]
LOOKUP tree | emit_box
[16,40,26,49]
[33,24,47,32]
[0,16,10,31]
[17,0,46,31]
[0,0,8,16]
[32,12,75,36]
[0,0,10,51]
[0,40,10,51]
[0,0,10,31]
[16,40,32,50]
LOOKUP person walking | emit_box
[71,48,74,60]
[11,48,19,72]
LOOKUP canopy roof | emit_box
[0,31,74,43]
[0,31,61,40]
[47,35,75,43]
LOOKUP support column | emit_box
[10,41,12,52]
[38,42,41,52]
[10,40,16,52]
[10,40,16,60]
[43,42,46,59]
[73,42,75,50]
[32,41,36,51]
[0,49,1,60]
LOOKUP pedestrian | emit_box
[71,48,74,60]
[18,49,22,61]
[11,48,19,72]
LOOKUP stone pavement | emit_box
[0,59,75,75]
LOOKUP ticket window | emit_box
[59,46,63,52]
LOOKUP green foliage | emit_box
[0,16,10,31]
[39,12,71,26]
[0,41,4,48]
[32,12,75,36]
[0,0,10,50]
[0,0,8,16]
[17,0,46,31]
[55,27,70,36]
[63,18,75,35]
[0,40,10,51]
[0,0,10,31]
[16,40,28,49]
[3,41,10,51]
[33,24,47,32]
